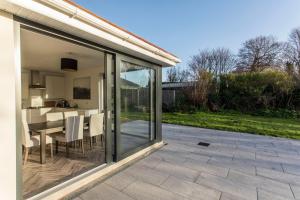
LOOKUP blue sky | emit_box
[73,0,300,80]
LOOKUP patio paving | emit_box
[74,124,300,200]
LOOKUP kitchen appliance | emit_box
[55,99,71,108]
[29,70,46,89]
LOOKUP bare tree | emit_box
[166,66,189,82]
[188,48,236,78]
[284,28,300,75]
[236,36,283,72]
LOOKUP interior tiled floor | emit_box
[74,124,300,200]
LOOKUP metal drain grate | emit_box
[198,142,210,147]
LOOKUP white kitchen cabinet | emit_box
[21,72,29,99]
[45,76,65,99]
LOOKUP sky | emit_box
[73,0,300,80]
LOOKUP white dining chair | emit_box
[46,112,64,134]
[54,115,84,156]
[84,109,98,117]
[22,110,53,164]
[84,113,104,149]
[46,112,63,122]
[64,111,78,119]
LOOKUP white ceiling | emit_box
[21,29,104,72]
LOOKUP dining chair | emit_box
[46,112,63,122]
[46,112,64,134]
[22,110,53,164]
[84,113,104,149]
[64,111,78,119]
[54,115,84,156]
[84,109,98,117]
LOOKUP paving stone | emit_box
[196,172,257,200]
[73,124,300,200]
[80,184,135,200]
[105,171,136,191]
[183,158,229,177]
[220,192,249,200]
[124,164,169,186]
[209,157,256,176]
[227,170,294,199]
[257,167,300,186]
[154,161,199,182]
[161,176,221,200]
[135,154,164,169]
[123,180,187,200]
[258,188,294,200]
[233,157,283,172]
[282,164,300,176]
[291,185,300,200]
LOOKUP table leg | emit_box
[40,131,46,164]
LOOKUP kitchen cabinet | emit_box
[21,72,29,99]
[45,76,65,99]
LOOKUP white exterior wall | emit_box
[0,10,20,199]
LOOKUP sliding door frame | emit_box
[115,54,162,161]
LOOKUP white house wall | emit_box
[0,10,20,200]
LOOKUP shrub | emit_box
[219,69,295,111]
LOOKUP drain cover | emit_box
[198,142,210,147]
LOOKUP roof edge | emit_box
[62,0,180,61]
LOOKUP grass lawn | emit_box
[162,112,300,140]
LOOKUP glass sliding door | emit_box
[119,60,156,155]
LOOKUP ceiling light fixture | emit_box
[61,58,78,71]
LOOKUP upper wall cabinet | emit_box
[45,75,65,99]
[21,72,29,99]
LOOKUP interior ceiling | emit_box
[21,29,104,72]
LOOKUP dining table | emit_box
[28,117,89,164]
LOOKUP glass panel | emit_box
[20,28,107,198]
[120,61,155,154]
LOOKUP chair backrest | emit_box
[22,109,27,122]
[64,111,78,119]
[85,109,98,117]
[21,109,31,147]
[22,121,32,147]
[65,115,84,142]
[89,113,104,137]
[46,112,63,122]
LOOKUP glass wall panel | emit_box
[120,61,155,154]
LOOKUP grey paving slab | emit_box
[105,171,136,191]
[123,180,187,200]
[79,183,135,200]
[227,170,294,199]
[124,164,169,186]
[256,167,300,186]
[154,161,199,182]
[184,158,230,177]
[291,185,300,200]
[257,188,294,200]
[161,176,221,200]
[196,172,257,200]
[74,124,300,200]
[282,164,300,176]
[220,192,249,200]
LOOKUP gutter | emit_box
[7,0,180,64]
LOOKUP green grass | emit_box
[162,112,300,140]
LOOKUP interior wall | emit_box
[0,10,19,199]
[64,66,104,109]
